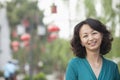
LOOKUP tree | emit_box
[6,0,45,73]
[6,0,44,29]
[40,38,73,73]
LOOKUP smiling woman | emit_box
[79,24,103,52]
[65,18,120,80]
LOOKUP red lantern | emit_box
[11,41,19,52]
[48,33,57,42]
[49,33,57,39]
[11,41,19,47]
[48,25,60,32]
[51,3,57,13]
[20,33,31,41]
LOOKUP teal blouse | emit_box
[65,57,120,80]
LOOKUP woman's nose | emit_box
[88,35,93,40]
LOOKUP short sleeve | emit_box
[65,59,78,80]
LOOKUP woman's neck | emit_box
[86,50,102,64]
[86,50,103,79]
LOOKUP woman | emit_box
[65,18,120,80]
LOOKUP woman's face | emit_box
[79,24,103,52]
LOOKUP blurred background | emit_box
[0,0,120,80]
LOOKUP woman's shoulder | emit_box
[68,57,84,65]
[103,57,117,66]
[66,57,84,70]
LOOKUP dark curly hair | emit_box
[71,18,113,58]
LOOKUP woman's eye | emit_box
[83,35,88,38]
[92,32,98,34]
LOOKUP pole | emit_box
[0,26,1,53]
[29,1,38,79]
[29,23,34,80]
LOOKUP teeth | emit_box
[89,41,96,46]
[91,43,95,46]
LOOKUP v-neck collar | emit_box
[84,57,104,80]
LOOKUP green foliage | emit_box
[84,0,96,17]
[102,0,115,18]
[34,72,46,80]
[41,38,73,73]
[23,72,46,80]
[23,75,30,80]
[6,0,44,28]
[112,37,120,57]
[106,37,120,58]
[6,0,44,73]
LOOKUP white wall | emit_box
[0,8,12,71]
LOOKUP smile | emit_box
[88,41,97,46]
